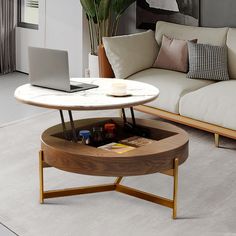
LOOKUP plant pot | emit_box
[88,53,99,78]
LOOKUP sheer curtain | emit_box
[0,0,16,75]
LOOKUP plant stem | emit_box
[105,19,109,37]
[94,1,101,46]
[103,20,106,37]
[94,22,99,48]
[112,15,121,36]
[107,10,111,37]
[87,19,93,53]
[88,17,95,55]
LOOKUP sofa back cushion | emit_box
[103,30,158,79]
[155,21,228,47]
[226,28,236,79]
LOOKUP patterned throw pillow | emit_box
[187,42,229,81]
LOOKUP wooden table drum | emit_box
[40,117,189,219]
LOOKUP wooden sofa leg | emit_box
[214,134,220,147]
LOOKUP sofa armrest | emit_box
[98,45,115,78]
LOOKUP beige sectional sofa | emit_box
[99,21,236,146]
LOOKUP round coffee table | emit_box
[15,78,188,219]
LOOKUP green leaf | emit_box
[80,0,96,18]
[112,0,136,16]
[98,0,111,21]
[95,0,101,5]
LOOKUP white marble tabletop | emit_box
[14,78,159,111]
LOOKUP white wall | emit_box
[45,0,83,77]
[16,0,84,77]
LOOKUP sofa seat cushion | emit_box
[179,80,236,130]
[128,68,214,114]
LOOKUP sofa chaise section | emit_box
[180,80,236,131]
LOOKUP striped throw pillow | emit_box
[187,42,229,81]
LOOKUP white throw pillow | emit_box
[103,30,158,79]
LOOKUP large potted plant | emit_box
[80,0,136,77]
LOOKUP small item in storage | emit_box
[104,123,116,140]
[98,142,135,154]
[120,136,155,147]
[79,130,91,145]
[92,127,104,146]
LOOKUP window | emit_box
[18,0,39,29]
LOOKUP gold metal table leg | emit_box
[39,150,44,204]
[114,177,123,185]
[173,158,179,219]
[38,150,180,219]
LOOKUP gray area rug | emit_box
[0,110,236,236]
[0,72,48,126]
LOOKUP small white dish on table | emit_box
[107,81,131,97]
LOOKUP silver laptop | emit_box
[28,47,98,92]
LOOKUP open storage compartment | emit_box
[52,118,178,150]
